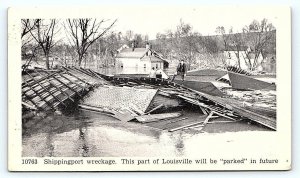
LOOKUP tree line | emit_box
[21,18,276,71]
[152,18,276,71]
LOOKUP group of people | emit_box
[148,60,187,82]
[149,67,165,79]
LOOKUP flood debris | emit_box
[227,66,252,76]
[81,86,158,114]
[173,80,225,97]
[224,89,276,110]
[21,66,109,127]
[228,72,276,90]
[166,110,242,132]
[135,112,182,123]
[78,104,135,122]
[22,66,277,132]
[216,74,231,85]
[145,104,164,114]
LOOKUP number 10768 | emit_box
[22,159,37,164]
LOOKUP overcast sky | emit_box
[23,6,279,42]
[100,6,279,39]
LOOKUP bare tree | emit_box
[65,18,117,67]
[153,20,221,69]
[216,26,248,69]
[242,18,276,70]
[21,19,37,48]
[215,19,275,71]
[168,20,201,70]
[228,30,247,69]
[29,19,58,69]
[169,20,219,70]
[88,32,122,68]
[21,19,39,71]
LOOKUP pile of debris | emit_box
[21,67,277,132]
[22,67,109,120]
[76,74,249,132]
[224,89,276,108]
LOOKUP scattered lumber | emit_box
[165,115,208,132]
[21,67,277,131]
[145,104,164,114]
[168,119,204,132]
[78,104,135,122]
[135,112,182,123]
[78,104,114,115]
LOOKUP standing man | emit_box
[149,67,156,78]
[171,60,187,82]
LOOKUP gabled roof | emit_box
[116,46,169,64]
[149,56,164,62]
[116,48,147,58]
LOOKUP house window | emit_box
[144,64,146,68]
[156,63,158,69]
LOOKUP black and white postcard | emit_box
[8,6,291,171]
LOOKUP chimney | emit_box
[146,42,150,56]
[132,41,135,51]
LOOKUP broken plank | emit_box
[145,104,164,114]
[168,120,204,132]
[203,111,214,125]
[158,91,172,97]
[22,101,37,110]
[198,105,208,115]
[78,104,135,122]
[88,69,104,80]
[164,115,208,131]
[212,111,237,121]
[135,112,182,123]
[78,104,114,115]
[183,118,242,129]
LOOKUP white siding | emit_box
[115,57,152,74]
[115,57,164,74]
